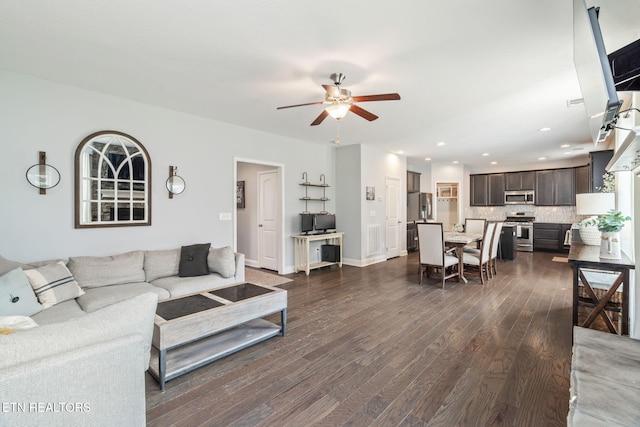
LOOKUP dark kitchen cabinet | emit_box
[590,150,614,192]
[575,165,590,195]
[534,222,570,253]
[470,174,488,206]
[407,171,421,193]
[488,173,505,206]
[535,168,575,206]
[505,171,535,191]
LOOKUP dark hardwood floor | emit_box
[146,251,574,426]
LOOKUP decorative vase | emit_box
[599,231,622,259]
[578,225,602,246]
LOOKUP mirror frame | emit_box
[74,130,152,228]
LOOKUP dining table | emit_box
[444,232,483,283]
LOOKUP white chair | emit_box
[489,222,504,277]
[462,222,495,285]
[417,222,459,288]
[463,218,486,252]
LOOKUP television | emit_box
[300,213,314,234]
[573,0,623,145]
[314,213,336,232]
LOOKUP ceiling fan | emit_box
[277,73,401,126]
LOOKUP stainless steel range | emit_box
[505,211,534,252]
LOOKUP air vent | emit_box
[567,98,584,107]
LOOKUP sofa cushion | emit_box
[23,261,84,309]
[207,246,236,278]
[151,273,238,298]
[67,250,145,288]
[0,256,30,276]
[179,243,211,277]
[31,299,87,325]
[0,292,158,371]
[144,249,180,282]
[0,269,44,316]
[77,282,170,313]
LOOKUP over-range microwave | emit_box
[504,190,535,205]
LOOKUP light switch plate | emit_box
[219,212,232,221]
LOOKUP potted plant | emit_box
[581,209,631,259]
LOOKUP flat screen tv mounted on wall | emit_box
[573,0,623,145]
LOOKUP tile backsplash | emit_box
[467,205,580,224]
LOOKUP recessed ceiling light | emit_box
[561,144,570,148]
[397,150,404,154]
[564,151,572,155]
[539,127,552,132]
[437,142,446,146]
[452,160,459,164]
[490,161,497,165]
[482,153,490,157]
[424,157,431,161]
[538,157,547,160]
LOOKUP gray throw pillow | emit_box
[207,246,236,278]
[179,243,211,277]
[0,268,44,316]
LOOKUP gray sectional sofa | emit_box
[30,246,245,324]
[0,245,245,427]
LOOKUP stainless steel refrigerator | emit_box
[407,192,433,222]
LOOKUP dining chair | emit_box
[489,221,504,277]
[462,222,495,285]
[417,222,460,288]
[463,218,486,251]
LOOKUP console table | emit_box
[293,232,343,275]
[568,243,635,336]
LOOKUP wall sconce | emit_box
[25,151,60,195]
[166,166,185,199]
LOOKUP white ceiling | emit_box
[1,0,638,170]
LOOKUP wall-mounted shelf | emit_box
[300,172,330,213]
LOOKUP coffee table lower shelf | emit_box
[148,318,282,388]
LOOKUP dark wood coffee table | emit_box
[148,282,287,389]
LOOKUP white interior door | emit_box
[258,170,279,271]
[386,176,401,259]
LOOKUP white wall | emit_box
[335,145,362,261]
[0,70,334,272]
[336,144,406,266]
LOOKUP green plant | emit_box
[581,209,631,232]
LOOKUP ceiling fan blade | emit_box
[322,84,341,98]
[350,104,378,121]
[352,93,401,102]
[310,110,329,126]
[277,101,324,110]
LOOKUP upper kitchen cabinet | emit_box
[470,174,488,206]
[488,173,505,206]
[535,168,575,206]
[505,171,535,191]
[590,150,614,192]
[575,165,590,194]
[470,173,503,206]
[407,171,421,193]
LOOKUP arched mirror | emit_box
[75,131,151,228]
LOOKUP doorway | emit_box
[235,160,284,273]
[435,182,459,232]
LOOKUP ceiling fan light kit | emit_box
[277,73,400,126]
[326,103,351,120]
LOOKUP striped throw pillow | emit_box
[24,262,84,309]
